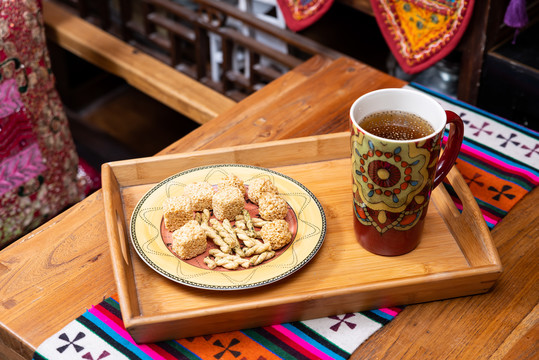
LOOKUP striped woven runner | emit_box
[33,84,538,360]
[407,83,538,228]
[34,295,401,360]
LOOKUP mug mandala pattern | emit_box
[351,130,439,233]
[352,131,430,211]
[354,200,428,233]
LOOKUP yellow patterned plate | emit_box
[130,164,326,290]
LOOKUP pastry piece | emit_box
[183,181,214,211]
[163,195,193,232]
[212,186,245,221]
[218,174,245,195]
[171,220,207,259]
[247,178,278,204]
[258,192,288,220]
[260,219,292,250]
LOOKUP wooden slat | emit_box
[104,133,348,187]
[197,0,343,60]
[42,0,236,124]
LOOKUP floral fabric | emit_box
[0,0,85,248]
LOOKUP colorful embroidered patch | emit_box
[0,78,24,118]
[0,80,46,197]
[277,0,334,31]
[370,0,474,73]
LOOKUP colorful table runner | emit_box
[370,0,475,74]
[33,84,538,360]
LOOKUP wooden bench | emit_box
[42,0,344,109]
[42,0,237,125]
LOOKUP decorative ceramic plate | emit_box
[130,164,326,290]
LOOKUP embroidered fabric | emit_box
[370,0,475,74]
[0,0,87,248]
[276,0,335,31]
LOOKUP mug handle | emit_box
[432,111,464,189]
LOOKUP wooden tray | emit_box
[102,132,502,343]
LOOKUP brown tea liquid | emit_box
[359,110,434,140]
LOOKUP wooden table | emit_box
[0,55,537,360]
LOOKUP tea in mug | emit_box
[359,110,434,140]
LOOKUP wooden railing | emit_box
[49,0,342,101]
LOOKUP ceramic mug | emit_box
[350,88,464,256]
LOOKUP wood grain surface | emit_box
[0,54,537,360]
[158,55,404,154]
[0,55,403,358]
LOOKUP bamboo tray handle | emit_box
[431,166,501,268]
[102,164,141,319]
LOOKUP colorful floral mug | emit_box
[350,88,464,256]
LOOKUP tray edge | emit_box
[102,133,503,342]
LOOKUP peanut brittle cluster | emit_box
[162,174,293,270]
